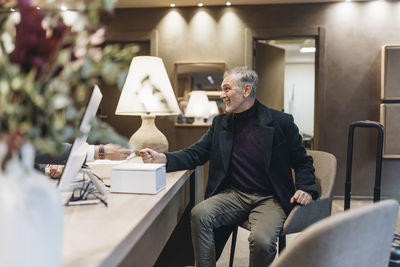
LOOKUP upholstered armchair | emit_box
[270,200,398,267]
[229,150,337,266]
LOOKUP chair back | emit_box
[282,150,337,235]
[307,150,337,199]
[271,199,399,267]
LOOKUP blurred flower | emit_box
[89,47,102,62]
[90,27,105,46]
[11,0,68,74]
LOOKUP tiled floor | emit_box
[216,198,400,267]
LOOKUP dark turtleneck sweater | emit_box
[228,100,274,196]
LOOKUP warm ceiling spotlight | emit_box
[10,8,15,11]
[60,5,68,11]
[198,2,203,7]
[226,1,232,6]
[170,3,175,7]
[36,6,40,9]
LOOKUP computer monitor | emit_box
[58,85,103,192]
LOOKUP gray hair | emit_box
[224,66,258,97]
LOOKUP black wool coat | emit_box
[165,101,319,216]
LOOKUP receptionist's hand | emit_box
[94,144,134,161]
[104,144,133,160]
[45,164,64,179]
[139,148,167,164]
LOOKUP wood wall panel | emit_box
[380,104,400,158]
[108,2,400,199]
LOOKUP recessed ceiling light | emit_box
[226,1,232,6]
[198,2,203,7]
[60,5,68,11]
[36,7,40,10]
[300,47,316,53]
[10,8,15,11]
[170,3,175,7]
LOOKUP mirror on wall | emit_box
[173,62,226,125]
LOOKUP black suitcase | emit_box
[390,233,400,267]
[344,120,384,210]
[344,121,400,266]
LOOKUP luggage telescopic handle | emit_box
[344,120,384,210]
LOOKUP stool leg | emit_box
[278,235,286,253]
[229,226,238,267]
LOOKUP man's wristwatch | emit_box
[99,144,105,159]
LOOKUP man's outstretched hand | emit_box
[290,190,312,205]
[139,148,167,164]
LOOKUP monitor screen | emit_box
[58,85,103,192]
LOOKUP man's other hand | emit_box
[290,190,312,205]
[139,148,167,164]
[45,165,64,179]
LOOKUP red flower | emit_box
[11,0,69,75]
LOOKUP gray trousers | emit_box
[191,187,286,267]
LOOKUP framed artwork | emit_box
[381,45,400,100]
[174,62,226,126]
[380,103,400,158]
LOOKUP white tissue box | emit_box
[111,163,166,194]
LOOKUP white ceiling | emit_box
[115,0,347,8]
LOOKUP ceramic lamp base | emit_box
[193,117,205,125]
[129,115,168,152]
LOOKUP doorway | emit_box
[254,38,316,149]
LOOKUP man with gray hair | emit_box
[140,66,318,267]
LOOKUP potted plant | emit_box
[0,0,136,265]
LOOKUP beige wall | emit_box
[109,2,400,199]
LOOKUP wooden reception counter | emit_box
[63,166,203,267]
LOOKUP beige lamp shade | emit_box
[115,56,180,116]
[115,56,180,152]
[208,101,219,116]
[185,90,211,119]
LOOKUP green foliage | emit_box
[0,0,136,158]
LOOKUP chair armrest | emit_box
[281,197,332,235]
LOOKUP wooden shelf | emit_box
[205,91,221,98]
[175,123,211,127]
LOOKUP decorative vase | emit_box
[0,142,64,267]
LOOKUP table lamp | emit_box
[115,56,180,152]
[185,90,210,124]
[208,101,219,116]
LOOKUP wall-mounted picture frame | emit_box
[381,45,400,100]
[380,103,400,158]
[174,62,226,126]
[173,62,226,100]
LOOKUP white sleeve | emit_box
[86,144,95,162]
